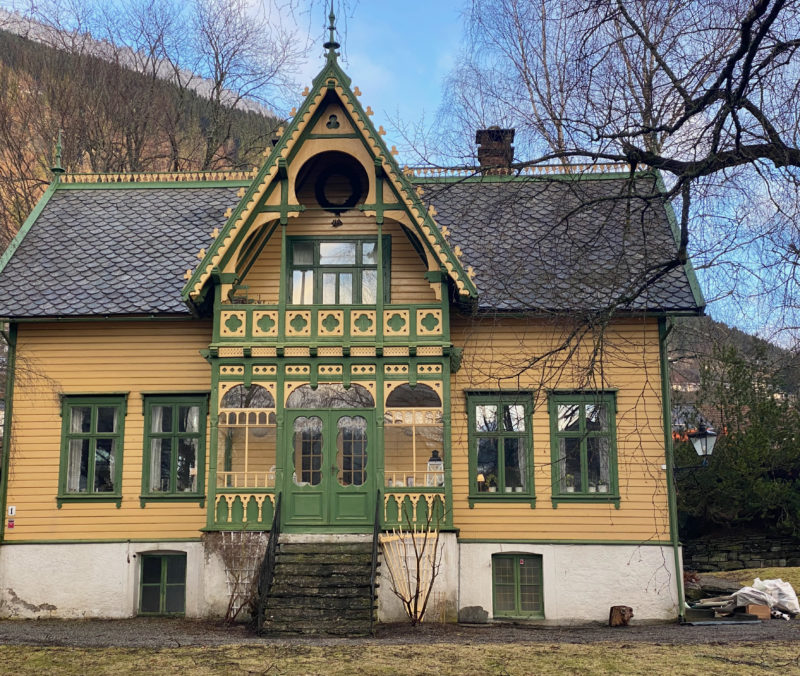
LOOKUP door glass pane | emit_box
[477,438,498,491]
[493,557,515,613]
[339,273,352,304]
[293,416,323,486]
[140,585,160,613]
[337,415,367,487]
[150,438,171,492]
[503,438,526,491]
[559,438,582,492]
[177,438,198,491]
[94,439,115,492]
[475,405,497,432]
[165,586,185,613]
[320,241,356,264]
[142,557,161,584]
[361,269,377,303]
[519,556,543,612]
[292,241,313,265]
[166,556,186,584]
[96,407,117,434]
[322,273,336,304]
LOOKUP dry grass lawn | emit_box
[703,567,800,591]
[2,642,799,675]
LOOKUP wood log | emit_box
[609,605,634,627]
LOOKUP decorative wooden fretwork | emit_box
[384,364,409,375]
[416,309,443,336]
[219,348,245,358]
[417,364,442,375]
[318,365,343,376]
[404,162,631,178]
[384,310,410,336]
[351,346,376,357]
[384,346,409,357]
[350,310,377,336]
[251,347,277,357]
[286,310,312,337]
[318,346,343,357]
[285,365,311,377]
[317,310,344,337]
[252,310,279,337]
[215,492,275,524]
[219,365,245,375]
[62,170,255,184]
[383,492,444,524]
[416,346,443,356]
[351,364,376,376]
[220,310,247,337]
[285,347,310,357]
[252,365,277,376]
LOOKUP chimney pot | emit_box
[476,127,515,174]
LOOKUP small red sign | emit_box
[7,519,14,529]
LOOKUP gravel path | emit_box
[0,618,797,648]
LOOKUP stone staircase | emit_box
[260,535,378,636]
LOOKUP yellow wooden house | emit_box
[0,26,703,630]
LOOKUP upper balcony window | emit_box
[289,237,388,305]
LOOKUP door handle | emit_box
[331,465,339,473]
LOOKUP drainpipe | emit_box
[0,323,17,543]
[659,317,685,622]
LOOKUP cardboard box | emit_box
[745,604,770,620]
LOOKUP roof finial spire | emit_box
[323,0,340,60]
[51,129,65,178]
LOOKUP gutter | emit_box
[659,316,685,622]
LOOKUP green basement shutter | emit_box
[492,553,544,618]
[139,553,187,615]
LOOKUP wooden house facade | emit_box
[0,37,703,627]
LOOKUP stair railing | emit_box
[256,491,281,634]
[370,488,381,636]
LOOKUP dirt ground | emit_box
[0,617,797,648]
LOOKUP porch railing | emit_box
[370,488,381,636]
[255,491,281,634]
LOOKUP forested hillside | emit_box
[0,27,282,248]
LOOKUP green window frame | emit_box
[549,391,619,507]
[287,236,390,305]
[139,553,187,615]
[468,392,534,505]
[141,395,207,505]
[492,553,544,618]
[58,394,127,508]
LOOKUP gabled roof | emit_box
[413,169,703,314]
[182,48,477,302]
[0,178,245,318]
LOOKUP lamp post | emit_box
[687,424,718,466]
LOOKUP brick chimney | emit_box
[476,127,515,174]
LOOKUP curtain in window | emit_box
[150,406,163,492]
[67,407,87,492]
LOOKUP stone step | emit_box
[279,542,373,555]
[274,564,373,578]
[275,552,373,565]
[265,595,375,610]
[260,618,373,636]
[263,604,374,620]
[270,582,373,597]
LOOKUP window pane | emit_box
[67,438,89,492]
[493,556,514,584]
[96,407,117,434]
[177,438,198,492]
[361,269,377,304]
[495,585,516,613]
[503,404,525,432]
[94,439,115,492]
[292,269,314,304]
[150,438,171,492]
[339,273,352,304]
[142,557,161,584]
[337,415,368,487]
[140,586,161,613]
[165,586,185,613]
[362,241,377,264]
[151,406,172,433]
[70,406,91,434]
[475,405,497,432]
[477,438,498,490]
[586,404,608,431]
[294,416,323,486]
[322,273,336,304]
[587,437,610,489]
[557,404,580,432]
[292,241,313,265]
[559,438,582,492]
[178,406,200,433]
[166,556,186,584]
[504,438,526,491]
[319,241,356,264]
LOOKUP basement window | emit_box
[139,553,186,615]
[492,553,544,619]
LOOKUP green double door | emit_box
[283,409,376,529]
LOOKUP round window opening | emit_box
[296,151,368,214]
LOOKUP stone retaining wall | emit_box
[683,535,800,572]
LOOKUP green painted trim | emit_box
[206,359,221,530]
[466,392,535,501]
[653,170,706,313]
[0,323,17,542]
[0,181,59,276]
[459,538,674,546]
[660,317,685,622]
[305,132,360,139]
[138,552,187,616]
[56,394,128,508]
[57,180,251,190]
[2,537,203,545]
[551,495,620,509]
[491,553,545,619]
[548,391,618,499]
[140,394,208,504]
